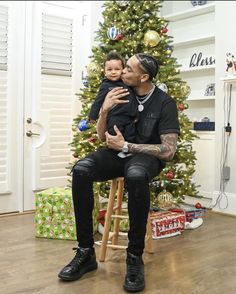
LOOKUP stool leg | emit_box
[112,179,124,246]
[145,213,154,254]
[99,179,118,262]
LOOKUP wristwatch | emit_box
[122,141,129,153]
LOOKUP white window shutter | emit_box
[36,12,74,188]
[0,5,8,71]
[41,14,72,76]
[0,5,8,193]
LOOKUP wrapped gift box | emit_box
[35,187,98,240]
[169,205,204,223]
[150,210,186,239]
[35,187,76,240]
[185,209,204,222]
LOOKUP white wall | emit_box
[214,1,236,214]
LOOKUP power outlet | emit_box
[223,166,230,181]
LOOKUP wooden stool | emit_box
[99,177,154,262]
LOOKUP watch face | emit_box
[123,147,128,153]
[122,142,128,153]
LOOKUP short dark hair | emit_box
[135,53,159,81]
[104,51,125,68]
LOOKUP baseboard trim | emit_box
[210,210,236,218]
[0,210,35,218]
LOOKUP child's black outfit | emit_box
[89,78,138,142]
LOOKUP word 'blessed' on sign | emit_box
[189,52,215,68]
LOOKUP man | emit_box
[58,53,180,292]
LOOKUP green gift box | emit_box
[35,187,98,240]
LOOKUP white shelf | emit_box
[164,3,215,21]
[188,96,215,101]
[221,76,236,83]
[192,130,215,135]
[180,64,215,73]
[173,35,215,48]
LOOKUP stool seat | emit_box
[99,177,154,262]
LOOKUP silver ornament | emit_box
[158,83,168,93]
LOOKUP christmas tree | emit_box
[70,0,199,208]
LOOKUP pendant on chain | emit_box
[138,104,144,112]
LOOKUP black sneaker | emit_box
[58,247,97,281]
[123,252,145,292]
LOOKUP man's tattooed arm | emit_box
[128,133,178,161]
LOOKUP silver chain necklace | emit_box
[135,85,155,112]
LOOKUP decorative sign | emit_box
[189,52,215,68]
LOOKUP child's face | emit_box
[104,59,123,81]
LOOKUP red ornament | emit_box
[116,33,124,40]
[160,27,168,34]
[98,209,106,226]
[166,171,174,180]
[88,137,97,143]
[178,103,185,111]
[195,202,202,209]
[73,152,78,158]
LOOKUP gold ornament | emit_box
[181,84,191,97]
[86,62,100,75]
[72,125,77,132]
[144,30,161,47]
[158,189,174,208]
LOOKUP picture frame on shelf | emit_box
[204,83,215,96]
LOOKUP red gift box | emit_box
[150,211,186,239]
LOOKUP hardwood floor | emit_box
[0,211,236,294]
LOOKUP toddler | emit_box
[89,51,138,142]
